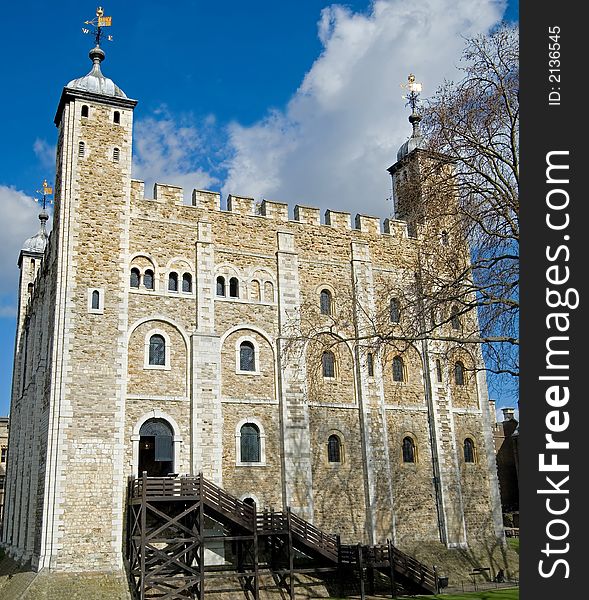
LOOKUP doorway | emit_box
[138,418,174,476]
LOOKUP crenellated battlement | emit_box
[131,180,414,239]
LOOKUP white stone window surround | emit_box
[326,429,345,465]
[235,335,261,375]
[144,328,172,370]
[321,349,337,381]
[315,283,337,316]
[131,410,184,478]
[167,270,180,293]
[462,434,478,464]
[87,287,104,314]
[239,492,261,508]
[235,417,266,467]
[401,432,419,464]
[129,254,159,292]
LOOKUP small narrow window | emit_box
[322,351,335,378]
[390,298,400,323]
[182,273,192,293]
[91,290,100,310]
[78,141,85,158]
[144,269,154,290]
[436,359,443,383]
[454,361,465,386]
[464,438,475,463]
[113,147,120,162]
[441,230,449,246]
[113,110,121,124]
[251,280,261,301]
[451,306,461,330]
[28,282,34,297]
[229,277,239,298]
[402,436,416,463]
[216,276,226,296]
[264,281,274,302]
[367,353,374,377]
[320,289,332,315]
[327,435,342,463]
[240,423,260,462]
[239,341,256,372]
[392,356,404,382]
[81,105,89,118]
[149,334,166,366]
[1,447,7,463]
[168,272,178,292]
[130,268,140,288]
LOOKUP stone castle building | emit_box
[1,37,503,575]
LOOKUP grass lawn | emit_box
[507,537,520,554]
[411,588,519,600]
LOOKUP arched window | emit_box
[216,276,226,296]
[113,147,120,162]
[451,306,461,330]
[130,268,140,288]
[327,434,342,463]
[239,341,256,372]
[392,356,404,382]
[143,269,154,290]
[242,497,256,507]
[229,277,239,298]
[402,436,416,463]
[367,353,374,377]
[81,105,89,118]
[149,334,166,366]
[168,272,178,292]
[390,298,400,323]
[113,110,120,124]
[454,361,465,385]
[78,141,85,158]
[436,359,443,383]
[91,290,100,310]
[322,351,335,378]
[27,282,34,297]
[251,280,261,301]
[263,281,274,302]
[464,438,475,463]
[182,273,192,293]
[240,423,261,463]
[320,289,332,315]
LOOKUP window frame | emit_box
[320,289,333,316]
[454,361,465,386]
[216,276,226,297]
[235,336,261,375]
[144,329,172,370]
[327,433,343,464]
[168,272,179,293]
[143,269,155,291]
[392,355,405,382]
[402,435,417,464]
[463,437,476,463]
[390,298,401,323]
[235,417,266,466]
[322,350,336,379]
[87,287,104,314]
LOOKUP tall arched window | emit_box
[464,438,475,463]
[168,272,178,292]
[182,273,192,293]
[91,290,100,310]
[263,281,274,302]
[390,298,400,323]
[320,289,332,315]
[130,268,140,288]
[81,105,89,118]
[149,334,166,366]
[143,269,154,290]
[451,306,461,330]
[113,110,121,124]
[392,356,404,382]
[454,361,465,386]
[402,436,416,463]
[322,351,335,378]
[229,277,239,298]
[436,359,443,383]
[240,423,260,463]
[216,276,226,296]
[367,353,374,377]
[239,341,255,372]
[251,280,261,301]
[327,434,342,463]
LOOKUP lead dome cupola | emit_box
[66,46,126,98]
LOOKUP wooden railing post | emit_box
[286,507,295,600]
[387,539,397,599]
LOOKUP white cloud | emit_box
[223,0,506,219]
[0,185,46,316]
[132,108,222,201]
[33,138,57,170]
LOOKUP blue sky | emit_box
[0,0,518,417]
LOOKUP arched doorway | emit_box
[138,418,174,476]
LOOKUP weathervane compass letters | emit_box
[81,6,113,46]
[35,179,53,211]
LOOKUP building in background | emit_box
[0,417,8,527]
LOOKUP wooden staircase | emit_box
[127,474,438,599]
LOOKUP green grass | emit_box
[507,537,520,554]
[412,588,519,600]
